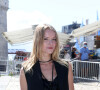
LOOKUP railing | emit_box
[0,56,26,75]
[0,60,20,75]
[72,60,100,82]
[0,57,100,82]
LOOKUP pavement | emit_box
[0,75,20,90]
[0,75,100,90]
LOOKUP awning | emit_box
[2,21,100,45]
[2,28,34,44]
[2,27,71,45]
[71,20,100,37]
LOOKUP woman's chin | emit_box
[42,50,54,55]
[46,51,53,55]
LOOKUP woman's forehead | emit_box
[44,29,56,37]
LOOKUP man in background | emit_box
[80,42,90,61]
[79,42,90,77]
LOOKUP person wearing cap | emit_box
[80,42,90,77]
[80,42,90,61]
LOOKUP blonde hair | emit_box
[23,24,60,71]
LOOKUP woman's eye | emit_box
[43,38,56,41]
[52,39,56,41]
[44,38,48,40]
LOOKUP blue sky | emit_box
[7,0,100,51]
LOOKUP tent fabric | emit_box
[2,21,100,45]
[2,28,71,45]
[71,21,100,37]
[2,28,34,44]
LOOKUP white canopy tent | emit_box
[2,21,100,45]
[2,27,72,45]
[71,21,100,37]
[2,28,34,44]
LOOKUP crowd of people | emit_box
[63,42,90,61]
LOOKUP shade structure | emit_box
[2,28,34,44]
[57,32,72,45]
[2,27,71,45]
[2,21,100,45]
[71,20,100,37]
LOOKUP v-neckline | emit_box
[39,61,57,82]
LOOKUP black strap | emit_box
[51,63,54,90]
[41,63,54,90]
[52,63,54,82]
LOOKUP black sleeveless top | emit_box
[42,76,59,90]
[41,62,59,90]
[24,60,69,90]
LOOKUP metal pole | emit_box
[98,63,100,82]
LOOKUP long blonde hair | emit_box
[23,24,60,71]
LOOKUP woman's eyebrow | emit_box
[44,37,56,39]
[44,36,48,38]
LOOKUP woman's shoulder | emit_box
[22,60,39,73]
[20,67,25,75]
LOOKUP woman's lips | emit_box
[48,47,53,49]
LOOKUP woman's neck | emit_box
[40,54,51,61]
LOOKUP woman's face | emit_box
[42,29,56,55]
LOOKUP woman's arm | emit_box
[20,68,27,90]
[68,62,74,90]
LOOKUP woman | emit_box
[20,24,74,90]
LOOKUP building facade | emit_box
[0,0,9,61]
[62,22,80,34]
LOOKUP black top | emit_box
[24,60,69,90]
[41,61,59,90]
[42,76,59,90]
[71,51,76,58]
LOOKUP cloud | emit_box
[7,10,52,31]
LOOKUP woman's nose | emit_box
[48,40,54,44]
[48,40,52,43]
